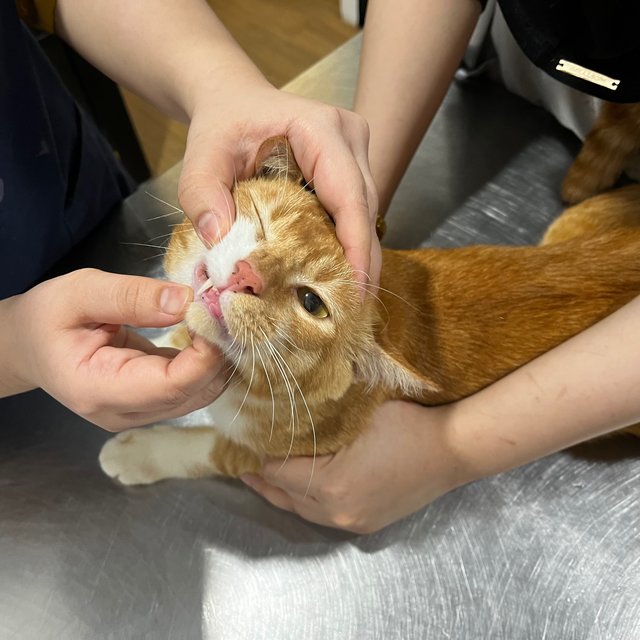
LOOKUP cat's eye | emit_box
[296,287,329,319]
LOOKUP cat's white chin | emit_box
[185,303,231,348]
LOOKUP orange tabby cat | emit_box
[100,138,640,487]
[562,102,640,204]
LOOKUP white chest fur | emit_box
[203,386,254,445]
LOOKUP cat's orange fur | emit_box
[99,139,640,487]
[562,102,640,204]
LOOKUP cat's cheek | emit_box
[318,358,355,402]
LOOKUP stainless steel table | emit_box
[2,36,639,640]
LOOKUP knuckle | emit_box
[99,422,122,434]
[347,111,370,139]
[73,267,100,281]
[114,279,144,324]
[317,480,348,504]
[70,395,99,417]
[65,268,101,293]
[330,512,367,534]
[163,384,193,408]
[203,379,225,403]
[177,170,199,206]
[320,105,343,129]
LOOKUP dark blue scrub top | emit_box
[0,2,132,299]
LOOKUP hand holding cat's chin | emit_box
[241,401,473,535]
[5,268,226,431]
[178,82,381,289]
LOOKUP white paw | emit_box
[99,427,168,486]
[99,425,219,485]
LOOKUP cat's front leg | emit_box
[99,425,262,485]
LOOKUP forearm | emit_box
[446,295,640,482]
[354,0,481,214]
[55,0,269,122]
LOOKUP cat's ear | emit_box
[355,341,442,397]
[255,136,303,183]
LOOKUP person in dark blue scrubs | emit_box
[0,0,376,430]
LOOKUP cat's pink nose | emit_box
[227,260,263,296]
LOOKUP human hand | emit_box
[241,401,470,534]
[3,269,225,430]
[178,82,381,287]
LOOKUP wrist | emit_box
[394,402,478,499]
[176,21,272,123]
[430,404,484,489]
[0,294,37,397]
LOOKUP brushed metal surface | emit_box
[1,35,639,639]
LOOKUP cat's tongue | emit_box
[201,287,224,321]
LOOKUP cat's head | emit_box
[165,137,430,406]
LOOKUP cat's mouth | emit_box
[193,262,225,323]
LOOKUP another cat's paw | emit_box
[99,427,168,486]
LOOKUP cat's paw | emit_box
[99,425,219,485]
[99,427,169,486]
[561,171,601,205]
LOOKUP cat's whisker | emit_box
[332,279,392,324]
[230,333,256,425]
[336,279,424,315]
[120,241,169,251]
[269,323,303,352]
[265,337,317,494]
[224,175,235,233]
[254,343,276,443]
[296,176,315,196]
[260,329,297,463]
[223,331,246,387]
[271,336,299,358]
[143,191,185,217]
[352,268,372,282]
[146,228,194,243]
[141,253,169,262]
[143,211,182,222]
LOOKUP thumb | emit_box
[65,269,193,328]
[178,137,238,246]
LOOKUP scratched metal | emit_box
[1,35,639,640]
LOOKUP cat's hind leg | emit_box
[541,185,640,245]
[99,425,261,485]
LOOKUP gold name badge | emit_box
[556,59,620,91]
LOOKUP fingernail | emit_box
[198,212,220,247]
[160,286,191,315]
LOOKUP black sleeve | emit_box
[496,0,640,102]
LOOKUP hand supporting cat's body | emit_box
[100,140,640,488]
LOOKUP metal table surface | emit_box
[2,36,639,640]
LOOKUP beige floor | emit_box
[122,0,358,177]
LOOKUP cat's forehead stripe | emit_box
[205,216,258,286]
